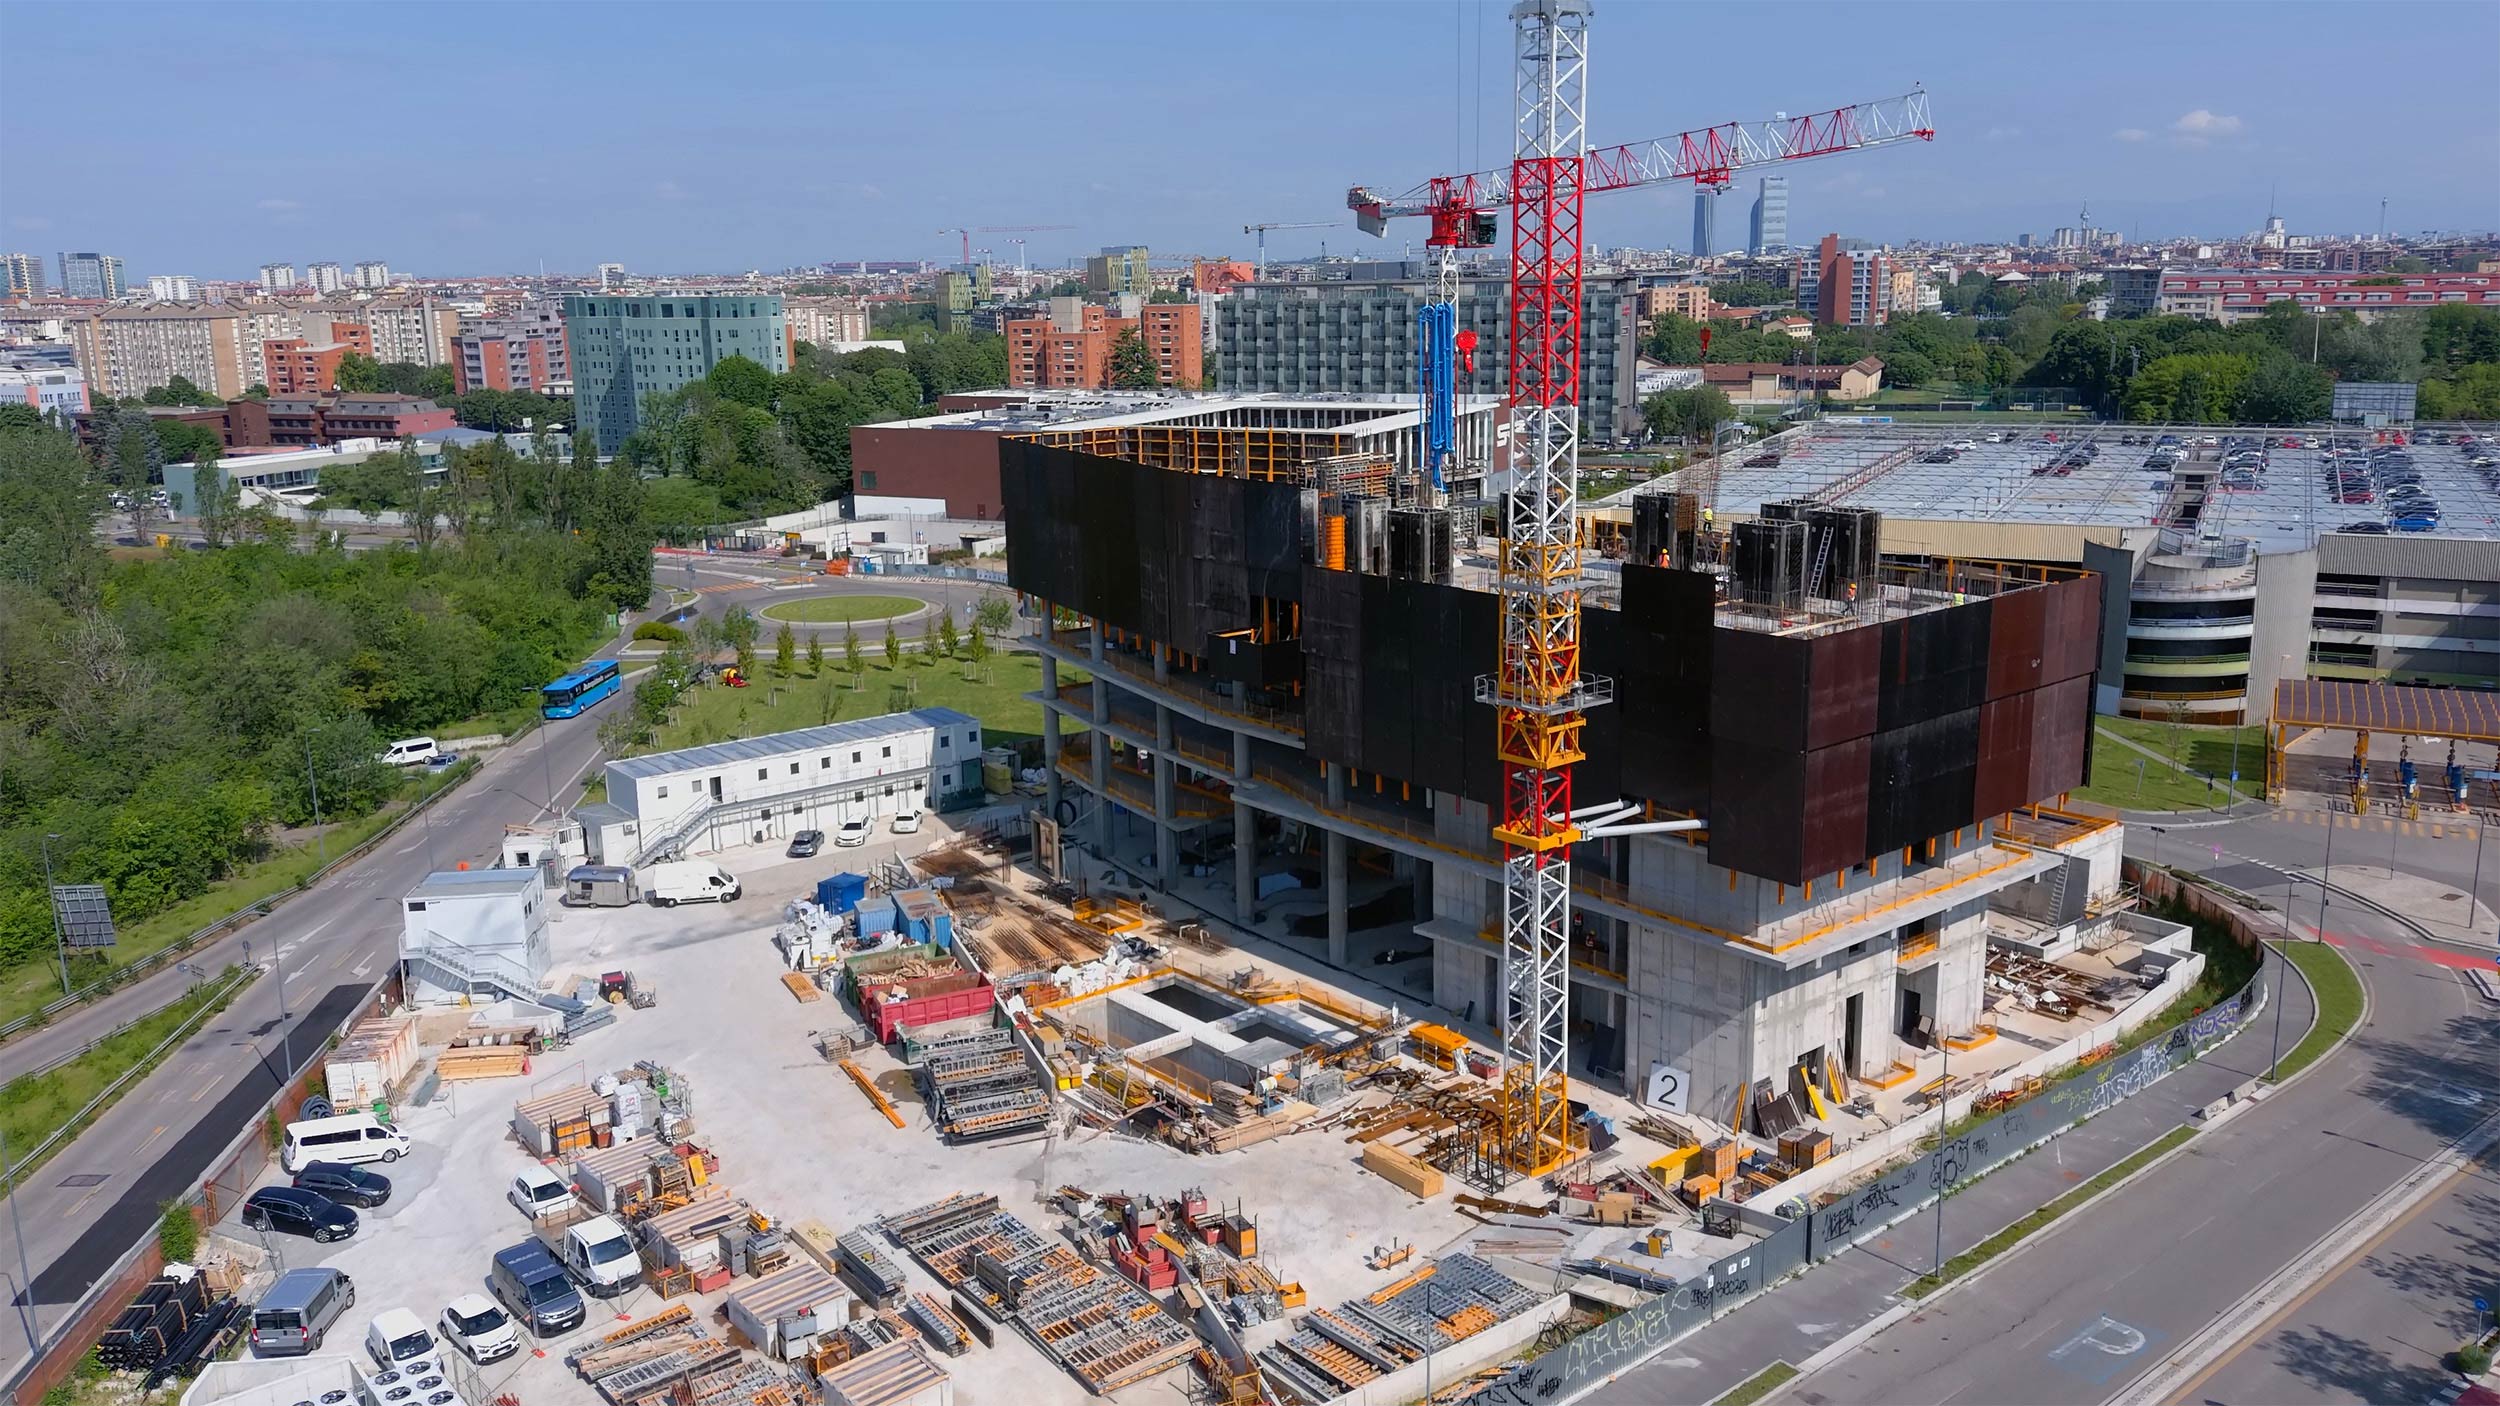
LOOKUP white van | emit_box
[378,737,441,767]
[642,859,740,908]
[280,1112,411,1173]
[364,1307,438,1373]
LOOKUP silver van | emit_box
[249,1267,354,1357]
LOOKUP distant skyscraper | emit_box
[1690,189,1718,258]
[597,262,627,291]
[308,262,345,295]
[146,274,198,303]
[260,263,297,292]
[1748,176,1789,255]
[1084,245,1150,296]
[2,252,42,298]
[353,260,391,289]
[57,252,124,300]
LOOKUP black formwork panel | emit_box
[2039,576,2104,684]
[1711,627,1812,752]
[1459,588,1504,806]
[1704,740,1809,885]
[1048,449,1087,614]
[1798,737,1874,879]
[1244,480,1306,603]
[1865,708,1982,855]
[1804,623,1882,749]
[1610,566,1716,814]
[1876,600,1992,732]
[1972,689,2039,820]
[1136,465,1182,646]
[1300,565,1366,768]
[1358,575,1416,782]
[1081,459,1143,634]
[2028,675,2095,799]
[1404,583,1474,798]
[1191,475,1252,644]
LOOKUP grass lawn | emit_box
[758,594,924,625]
[2266,940,2363,1082]
[646,650,1089,756]
[1904,1124,2197,1299]
[0,968,247,1182]
[2077,731,2247,812]
[0,762,475,1036]
[1714,1361,1799,1406]
[2100,717,2267,789]
[436,706,541,741]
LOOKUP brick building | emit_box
[222,392,455,448]
[1004,297,1201,390]
[1794,234,1893,327]
[453,307,571,393]
[261,322,374,395]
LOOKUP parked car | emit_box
[377,737,441,767]
[2338,521,2391,534]
[291,1162,392,1209]
[242,1186,358,1243]
[641,859,740,907]
[834,818,872,847]
[490,1241,586,1338]
[890,810,924,835]
[508,1165,577,1221]
[786,830,825,859]
[439,1293,518,1364]
[248,1268,353,1357]
[364,1308,439,1374]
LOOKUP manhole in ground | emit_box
[58,1174,107,1188]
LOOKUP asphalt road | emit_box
[2176,1142,2500,1404]
[1766,824,2495,1406]
[660,553,1001,640]
[0,683,623,1383]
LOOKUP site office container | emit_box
[843,945,995,1044]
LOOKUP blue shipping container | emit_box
[816,872,870,914]
[892,888,954,949]
[855,895,900,938]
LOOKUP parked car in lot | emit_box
[786,830,825,859]
[2339,521,2391,534]
[242,1186,358,1243]
[291,1162,392,1208]
[490,1241,586,1338]
[439,1294,518,1364]
[508,1165,576,1220]
[834,818,872,847]
[364,1308,439,1374]
[248,1268,352,1357]
[891,809,924,835]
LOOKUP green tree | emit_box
[965,619,989,675]
[242,383,269,400]
[920,612,937,664]
[722,605,759,678]
[774,620,797,677]
[1641,386,1735,442]
[705,355,775,410]
[805,631,824,677]
[844,622,863,687]
[2122,352,2255,424]
[1707,279,1788,307]
[938,607,958,659]
[1642,313,1707,364]
[0,420,107,602]
[883,619,900,670]
[395,437,439,550]
[191,445,240,547]
[333,353,384,394]
[2234,355,2332,424]
[1107,327,1162,390]
[157,1202,198,1264]
[577,433,655,608]
[975,594,1013,635]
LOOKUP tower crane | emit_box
[1346,0,1934,1181]
[1241,221,1340,282]
[936,224,1076,268]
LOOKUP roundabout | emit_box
[757,593,924,625]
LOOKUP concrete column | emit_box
[1233,800,1257,924]
[1040,652,1062,817]
[1153,705,1177,889]
[1231,732,1251,781]
[1090,665,1111,856]
[1154,644,1169,683]
[1326,827,1349,969]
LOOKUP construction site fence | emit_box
[1469,963,2262,1406]
[5,973,400,1406]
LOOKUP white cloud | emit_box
[2171,109,2245,143]
[856,183,884,201]
[654,180,690,202]
[257,198,301,212]
[2113,128,2149,143]
[7,215,51,231]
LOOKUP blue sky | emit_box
[5,0,2495,279]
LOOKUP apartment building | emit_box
[1004,297,1202,390]
[145,275,198,303]
[4,253,46,298]
[1215,262,1641,439]
[783,295,870,348]
[2157,270,2498,324]
[1641,284,1716,322]
[454,306,571,394]
[1794,234,1893,327]
[58,252,124,301]
[1085,245,1151,296]
[225,392,455,448]
[308,262,345,295]
[353,261,391,289]
[348,297,462,365]
[0,352,88,421]
[564,293,789,452]
[262,321,374,395]
[62,306,248,398]
[259,264,296,292]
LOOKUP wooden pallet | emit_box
[779,972,822,1003]
[437,1045,528,1080]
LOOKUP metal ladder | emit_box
[1806,521,1835,603]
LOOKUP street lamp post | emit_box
[39,832,69,997]
[2,1120,41,1355]
[301,728,327,867]
[1930,1032,1952,1281]
[2318,816,2336,940]
[2268,876,2294,1080]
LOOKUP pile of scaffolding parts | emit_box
[880,1192,1199,1395]
[1254,1255,1545,1406]
[917,1027,1051,1142]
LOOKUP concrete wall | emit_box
[2248,546,2320,709]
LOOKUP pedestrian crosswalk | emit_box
[2278,808,2476,841]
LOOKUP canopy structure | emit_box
[2265,679,2500,807]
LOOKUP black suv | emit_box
[242,1186,359,1243]
[291,1162,392,1208]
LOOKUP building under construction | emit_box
[1006,421,2109,1139]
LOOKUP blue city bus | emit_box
[541,660,622,719]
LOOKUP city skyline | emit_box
[5,0,2494,279]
